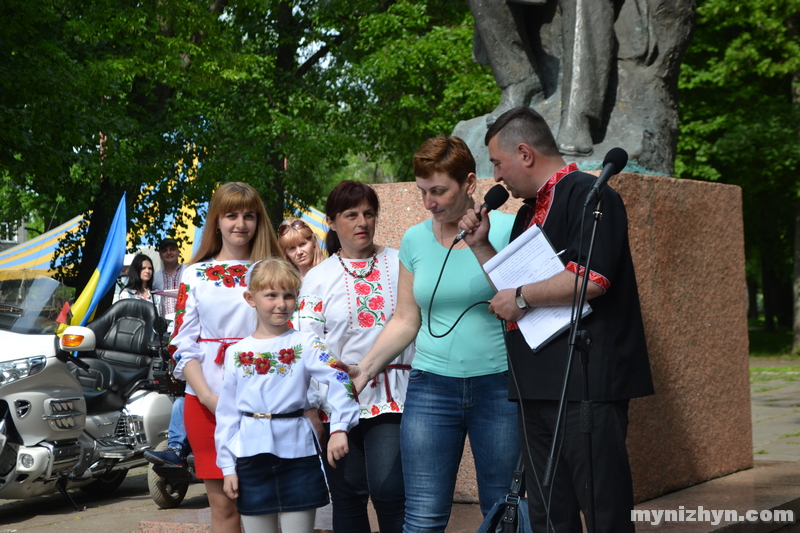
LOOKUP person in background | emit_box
[215,257,359,533]
[277,219,325,279]
[340,137,520,532]
[115,253,160,309]
[147,237,189,469]
[298,180,414,533]
[153,237,185,321]
[170,182,283,533]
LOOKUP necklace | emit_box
[337,248,379,279]
[437,221,465,249]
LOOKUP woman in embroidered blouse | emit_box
[340,137,520,532]
[171,182,282,533]
[115,253,160,307]
[298,180,414,533]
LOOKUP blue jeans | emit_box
[401,370,519,533]
[168,396,188,452]
[324,414,405,533]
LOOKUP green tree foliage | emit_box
[676,0,800,330]
[0,0,496,298]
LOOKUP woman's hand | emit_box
[223,474,239,500]
[334,361,370,395]
[183,359,218,412]
[326,431,349,468]
[199,392,219,414]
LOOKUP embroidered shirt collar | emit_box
[523,162,579,206]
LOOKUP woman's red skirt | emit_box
[183,393,224,479]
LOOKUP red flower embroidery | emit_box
[368,296,384,310]
[298,299,305,310]
[351,261,368,269]
[239,351,255,366]
[206,265,225,280]
[254,358,271,375]
[176,284,189,310]
[390,401,400,412]
[365,270,381,282]
[227,264,247,277]
[371,405,380,416]
[287,319,294,329]
[278,349,296,365]
[313,301,323,313]
[222,274,236,287]
[354,282,370,295]
[319,411,329,423]
[358,312,375,328]
[173,311,185,333]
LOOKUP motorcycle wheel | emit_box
[148,440,189,509]
[79,469,128,495]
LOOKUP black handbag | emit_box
[476,454,532,533]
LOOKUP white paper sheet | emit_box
[484,224,591,351]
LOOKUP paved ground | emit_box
[0,358,797,532]
[750,358,800,462]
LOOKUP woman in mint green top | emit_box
[345,136,520,532]
[399,214,514,377]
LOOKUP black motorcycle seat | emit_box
[67,358,126,413]
[85,299,159,389]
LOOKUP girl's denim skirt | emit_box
[235,453,329,515]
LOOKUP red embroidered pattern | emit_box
[201,263,249,287]
[232,344,303,378]
[169,282,189,358]
[346,255,390,329]
[565,262,610,292]
[528,163,579,229]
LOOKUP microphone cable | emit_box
[426,237,490,339]
[501,319,559,533]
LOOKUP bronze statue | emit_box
[463,0,695,174]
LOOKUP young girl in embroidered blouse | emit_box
[170,182,282,533]
[215,257,359,533]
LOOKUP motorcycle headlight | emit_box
[0,356,47,386]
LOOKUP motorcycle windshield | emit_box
[0,270,73,334]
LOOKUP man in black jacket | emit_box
[459,106,654,532]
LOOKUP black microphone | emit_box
[454,184,510,243]
[583,147,628,207]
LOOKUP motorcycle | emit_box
[0,270,172,509]
[145,331,201,509]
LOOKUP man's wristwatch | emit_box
[515,286,529,310]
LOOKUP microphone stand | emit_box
[542,197,603,533]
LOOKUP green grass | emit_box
[754,385,785,392]
[750,367,800,383]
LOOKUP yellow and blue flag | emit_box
[69,193,128,326]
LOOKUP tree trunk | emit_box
[747,276,759,320]
[793,197,800,351]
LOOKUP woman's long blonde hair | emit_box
[190,182,283,264]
